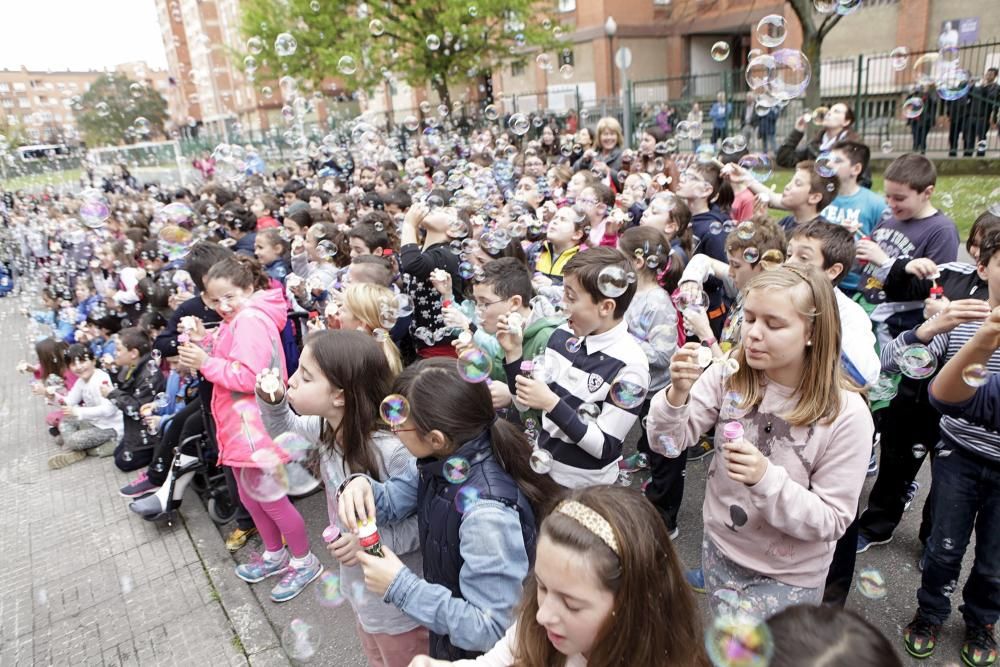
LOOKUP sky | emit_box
[0,0,168,72]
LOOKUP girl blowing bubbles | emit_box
[177,256,322,603]
[647,265,873,618]
[255,329,426,666]
[338,358,560,660]
[407,486,709,667]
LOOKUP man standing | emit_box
[969,68,999,157]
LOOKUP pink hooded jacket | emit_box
[199,288,289,468]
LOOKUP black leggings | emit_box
[147,399,204,486]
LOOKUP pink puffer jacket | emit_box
[199,288,289,468]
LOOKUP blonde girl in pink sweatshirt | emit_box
[647,264,873,618]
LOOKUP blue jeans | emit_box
[917,444,1000,627]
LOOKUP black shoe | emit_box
[903,612,941,660]
[962,624,997,667]
[48,425,60,437]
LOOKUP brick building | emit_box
[0,65,175,146]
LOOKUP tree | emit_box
[787,0,846,108]
[0,116,30,148]
[72,73,169,147]
[239,0,564,111]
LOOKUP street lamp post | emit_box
[604,16,617,101]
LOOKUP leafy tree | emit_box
[239,0,564,110]
[72,73,169,147]
[0,116,30,148]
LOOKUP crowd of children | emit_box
[4,107,999,667]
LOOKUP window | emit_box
[511,61,525,77]
[0,83,8,93]
[13,82,26,92]
[18,98,30,108]
[560,48,575,67]
[558,0,576,11]
[2,99,12,108]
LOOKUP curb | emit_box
[182,501,291,667]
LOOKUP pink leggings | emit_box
[234,474,311,557]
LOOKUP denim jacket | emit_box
[373,457,530,653]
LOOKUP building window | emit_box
[0,83,8,93]
[653,0,671,5]
[560,48,575,67]
[558,0,575,12]
[511,61,526,77]
[13,82,26,92]
[2,100,12,108]
[18,98,30,108]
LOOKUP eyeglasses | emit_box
[474,299,504,311]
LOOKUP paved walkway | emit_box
[0,296,251,666]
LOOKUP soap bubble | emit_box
[856,568,888,600]
[768,49,811,101]
[455,485,480,513]
[157,201,196,227]
[742,247,760,263]
[962,363,989,388]
[937,68,972,102]
[79,190,110,228]
[738,153,773,182]
[705,614,774,667]
[281,618,321,662]
[736,221,755,241]
[559,64,574,79]
[881,140,893,154]
[565,337,582,354]
[274,33,297,57]
[890,46,909,71]
[836,0,863,15]
[315,572,346,608]
[273,432,313,462]
[133,117,151,135]
[247,36,264,55]
[977,139,989,153]
[368,19,384,36]
[902,97,925,120]
[240,450,289,502]
[483,104,499,121]
[577,403,601,423]
[815,152,837,177]
[868,374,898,402]
[940,193,954,209]
[597,266,628,298]
[95,101,110,117]
[813,0,836,13]
[758,249,785,270]
[426,34,441,51]
[711,42,731,62]
[709,221,724,235]
[745,54,775,90]
[657,434,681,458]
[609,371,647,409]
[912,443,928,459]
[379,394,410,426]
[509,113,530,136]
[529,448,554,474]
[444,457,471,484]
[337,55,357,75]
[756,15,787,48]
[898,344,937,379]
[457,348,492,383]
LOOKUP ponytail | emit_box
[396,359,561,515]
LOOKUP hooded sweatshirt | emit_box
[646,363,873,588]
[199,288,289,467]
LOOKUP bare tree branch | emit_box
[818,12,845,39]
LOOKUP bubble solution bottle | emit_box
[512,360,534,412]
[722,421,745,446]
[357,520,385,558]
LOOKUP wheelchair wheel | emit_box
[207,494,238,525]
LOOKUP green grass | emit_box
[764,169,996,241]
[1,168,83,191]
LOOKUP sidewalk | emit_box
[0,297,254,666]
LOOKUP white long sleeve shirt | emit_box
[65,369,124,439]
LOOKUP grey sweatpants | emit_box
[59,418,118,452]
[702,537,823,620]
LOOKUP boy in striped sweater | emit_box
[502,247,650,488]
[882,231,1000,667]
